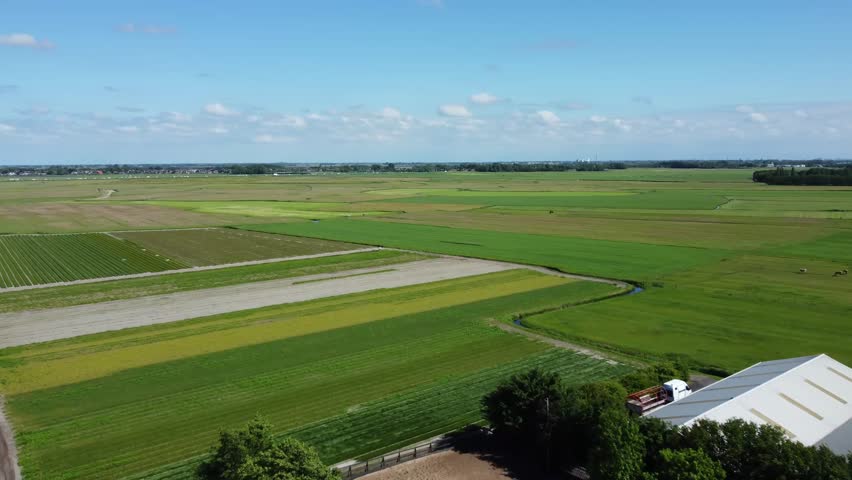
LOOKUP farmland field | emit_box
[0,270,627,479]
[115,228,361,266]
[0,168,850,479]
[0,233,185,288]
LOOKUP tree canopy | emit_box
[197,417,338,480]
[481,367,852,480]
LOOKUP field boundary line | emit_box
[0,397,21,480]
[494,321,620,364]
[0,227,217,237]
[385,247,632,289]
[0,247,381,293]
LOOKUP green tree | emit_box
[655,449,725,480]
[589,408,645,480]
[561,380,628,464]
[197,416,338,480]
[680,419,851,480]
[482,368,563,440]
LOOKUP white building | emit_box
[648,354,852,455]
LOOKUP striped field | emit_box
[0,233,184,288]
[1,270,627,479]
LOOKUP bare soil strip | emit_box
[0,399,21,480]
[360,450,511,480]
[0,247,381,293]
[0,258,514,348]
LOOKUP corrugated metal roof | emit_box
[648,354,852,455]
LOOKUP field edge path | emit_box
[0,398,21,480]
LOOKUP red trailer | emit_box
[626,385,667,414]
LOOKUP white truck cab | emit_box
[662,379,692,402]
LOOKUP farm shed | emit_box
[648,354,852,455]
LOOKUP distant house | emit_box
[648,354,852,455]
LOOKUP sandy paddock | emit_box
[361,450,512,480]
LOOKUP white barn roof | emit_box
[648,354,852,454]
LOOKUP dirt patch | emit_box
[361,450,511,480]
[0,398,21,480]
[95,189,117,199]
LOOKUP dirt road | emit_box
[0,399,20,480]
[360,450,511,480]
[0,257,514,348]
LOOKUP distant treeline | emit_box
[753,166,852,186]
[4,159,851,176]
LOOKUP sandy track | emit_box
[0,258,513,348]
[360,450,511,480]
[0,247,381,293]
[0,399,20,480]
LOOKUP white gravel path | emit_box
[0,257,514,348]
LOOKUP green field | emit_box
[1,168,850,479]
[1,270,627,479]
[0,233,185,288]
[241,220,729,282]
[115,228,361,266]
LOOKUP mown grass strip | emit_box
[6,278,622,479]
[1,270,566,394]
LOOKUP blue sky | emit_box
[1,0,851,164]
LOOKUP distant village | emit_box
[1,159,848,178]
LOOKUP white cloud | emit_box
[253,134,296,144]
[380,107,402,119]
[794,110,809,118]
[0,33,54,49]
[613,118,632,132]
[210,126,229,134]
[536,110,560,125]
[438,104,472,117]
[735,105,754,113]
[749,112,768,123]
[263,115,306,128]
[470,92,499,105]
[204,103,238,117]
[0,123,15,133]
[116,126,139,133]
[118,23,176,35]
[166,111,191,122]
[589,115,608,123]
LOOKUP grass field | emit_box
[1,168,850,479]
[241,220,729,281]
[115,228,361,266]
[0,270,627,479]
[0,233,185,288]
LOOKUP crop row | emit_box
[10,278,622,479]
[0,233,184,288]
[132,350,630,480]
[17,324,532,478]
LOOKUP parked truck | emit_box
[626,379,691,415]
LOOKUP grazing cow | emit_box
[799,268,808,273]
[834,271,843,277]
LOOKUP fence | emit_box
[337,436,456,479]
